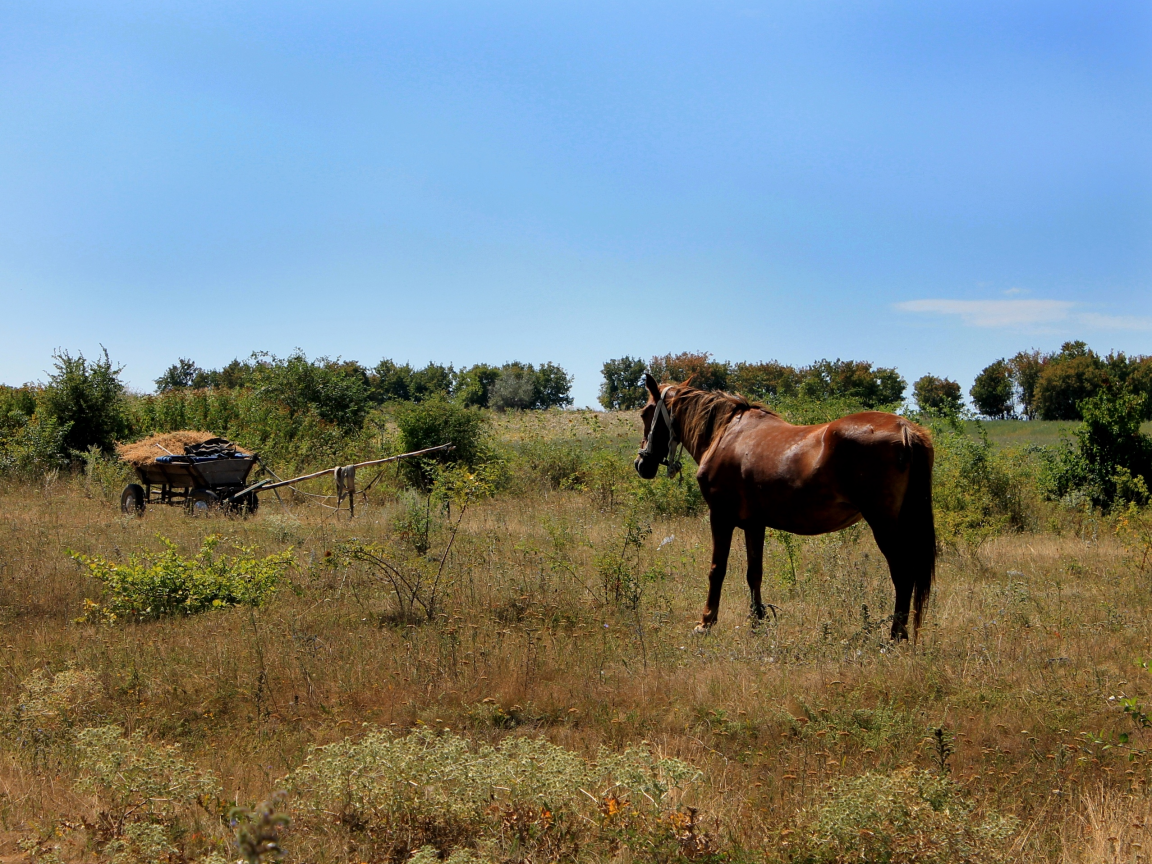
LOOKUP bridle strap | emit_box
[639,389,683,478]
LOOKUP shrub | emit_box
[0,412,69,477]
[39,347,128,455]
[599,356,648,410]
[394,398,487,487]
[913,375,963,417]
[72,536,292,622]
[786,767,1016,864]
[931,419,1037,542]
[288,727,699,860]
[4,668,103,770]
[1043,384,1152,510]
[770,396,872,425]
[75,724,220,837]
[970,360,1014,419]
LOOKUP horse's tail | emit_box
[900,424,936,637]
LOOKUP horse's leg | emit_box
[744,523,766,619]
[869,521,912,641]
[695,513,734,633]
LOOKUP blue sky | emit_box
[1,1,1149,407]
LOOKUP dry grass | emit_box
[116,431,250,468]
[1,413,1151,861]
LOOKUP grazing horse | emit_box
[634,374,935,641]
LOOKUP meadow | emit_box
[1,410,1151,863]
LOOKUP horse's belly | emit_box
[745,479,862,534]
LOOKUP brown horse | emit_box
[634,374,935,640]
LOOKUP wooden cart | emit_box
[120,453,260,515]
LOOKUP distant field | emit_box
[965,418,1152,449]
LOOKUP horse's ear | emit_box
[644,373,661,401]
[683,374,697,388]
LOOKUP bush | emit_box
[75,725,220,837]
[4,668,103,770]
[931,419,1037,542]
[288,727,699,860]
[39,347,128,455]
[72,536,293,622]
[970,360,1015,419]
[787,767,1016,864]
[0,412,69,477]
[1043,384,1152,510]
[394,398,487,488]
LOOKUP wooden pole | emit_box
[226,443,455,500]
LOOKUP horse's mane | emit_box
[665,385,779,456]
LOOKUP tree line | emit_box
[600,352,927,412]
[970,341,1152,421]
[155,354,574,416]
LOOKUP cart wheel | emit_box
[187,488,220,516]
[120,483,145,515]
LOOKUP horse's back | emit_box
[699,409,928,531]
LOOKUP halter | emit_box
[638,389,683,479]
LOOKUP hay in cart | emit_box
[117,431,251,468]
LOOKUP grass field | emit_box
[967,419,1152,450]
[1,410,1151,863]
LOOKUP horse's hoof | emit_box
[692,623,711,636]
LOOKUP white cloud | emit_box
[896,298,1152,332]
[1076,312,1152,331]
[894,298,1073,328]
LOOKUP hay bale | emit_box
[116,431,250,468]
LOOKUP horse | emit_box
[633,374,935,641]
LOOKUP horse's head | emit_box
[634,373,680,479]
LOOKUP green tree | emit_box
[408,362,456,402]
[533,361,574,408]
[970,360,1014,419]
[489,368,536,411]
[648,352,729,390]
[913,375,963,416]
[40,348,128,455]
[1033,342,1104,420]
[728,361,802,402]
[799,359,905,408]
[250,351,371,432]
[1008,350,1044,419]
[455,364,502,408]
[599,356,648,410]
[154,358,214,392]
